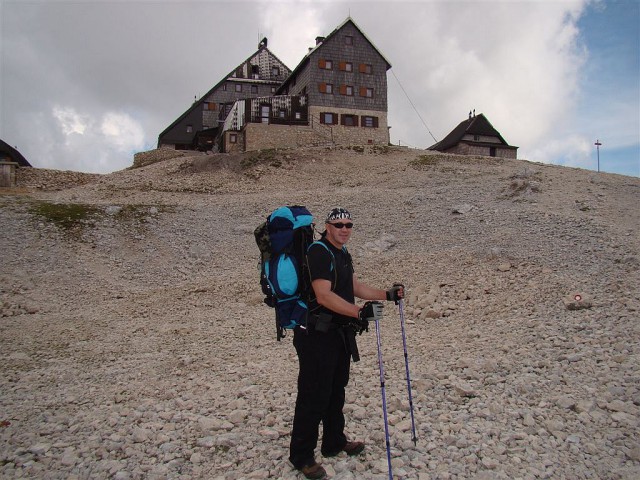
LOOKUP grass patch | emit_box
[29,202,101,232]
[28,201,166,240]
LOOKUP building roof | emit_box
[277,17,391,94]
[0,138,31,167]
[158,42,291,144]
[428,113,516,151]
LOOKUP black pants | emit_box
[289,327,350,469]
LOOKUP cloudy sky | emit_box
[1,0,638,176]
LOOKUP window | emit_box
[279,109,286,119]
[229,133,237,144]
[345,35,353,45]
[251,65,259,79]
[272,66,280,76]
[319,83,333,94]
[320,112,337,125]
[251,85,258,94]
[360,87,374,98]
[361,116,378,128]
[235,84,242,92]
[341,114,358,127]
[359,63,373,74]
[186,125,193,133]
[340,85,354,96]
[271,86,276,93]
[319,59,333,70]
[295,112,302,120]
[222,84,227,91]
[204,102,216,111]
[343,62,353,72]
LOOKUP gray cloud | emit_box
[1,0,635,174]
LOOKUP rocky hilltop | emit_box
[1,146,639,479]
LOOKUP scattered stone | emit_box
[1,148,638,480]
[452,204,474,214]
[563,292,593,310]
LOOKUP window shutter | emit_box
[373,116,379,128]
[339,61,346,71]
[319,59,326,69]
[320,113,326,124]
[340,85,347,95]
[359,63,367,73]
[354,116,359,127]
[359,87,367,97]
[333,114,338,125]
[319,83,326,93]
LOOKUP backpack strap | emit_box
[308,241,339,291]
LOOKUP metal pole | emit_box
[398,298,417,445]
[595,139,602,172]
[374,318,393,480]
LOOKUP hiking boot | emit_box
[298,462,327,479]
[322,440,365,457]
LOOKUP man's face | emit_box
[325,220,354,247]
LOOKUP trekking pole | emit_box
[370,302,393,480]
[396,293,417,445]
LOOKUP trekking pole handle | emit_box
[387,282,405,305]
[360,301,384,322]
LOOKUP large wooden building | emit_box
[158,18,392,153]
[157,38,291,151]
[275,17,392,147]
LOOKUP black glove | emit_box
[351,301,384,335]
[360,301,384,322]
[386,283,405,304]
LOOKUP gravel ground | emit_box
[1,146,639,479]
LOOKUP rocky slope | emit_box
[1,146,639,479]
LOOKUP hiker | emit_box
[289,207,404,480]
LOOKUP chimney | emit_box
[315,36,325,46]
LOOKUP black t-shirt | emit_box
[307,237,354,321]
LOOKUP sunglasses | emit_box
[329,222,353,229]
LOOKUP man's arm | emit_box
[353,275,387,302]
[312,279,361,318]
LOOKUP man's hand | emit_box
[386,283,405,304]
[360,301,384,322]
[352,301,382,335]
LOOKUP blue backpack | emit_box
[255,206,316,340]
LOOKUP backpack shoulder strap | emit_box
[308,240,338,290]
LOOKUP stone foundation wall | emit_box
[448,143,517,159]
[243,106,389,151]
[224,131,245,153]
[243,123,334,151]
[308,106,389,146]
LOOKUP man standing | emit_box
[289,207,404,479]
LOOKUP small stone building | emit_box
[0,139,31,188]
[428,113,518,159]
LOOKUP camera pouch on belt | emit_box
[310,312,333,333]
